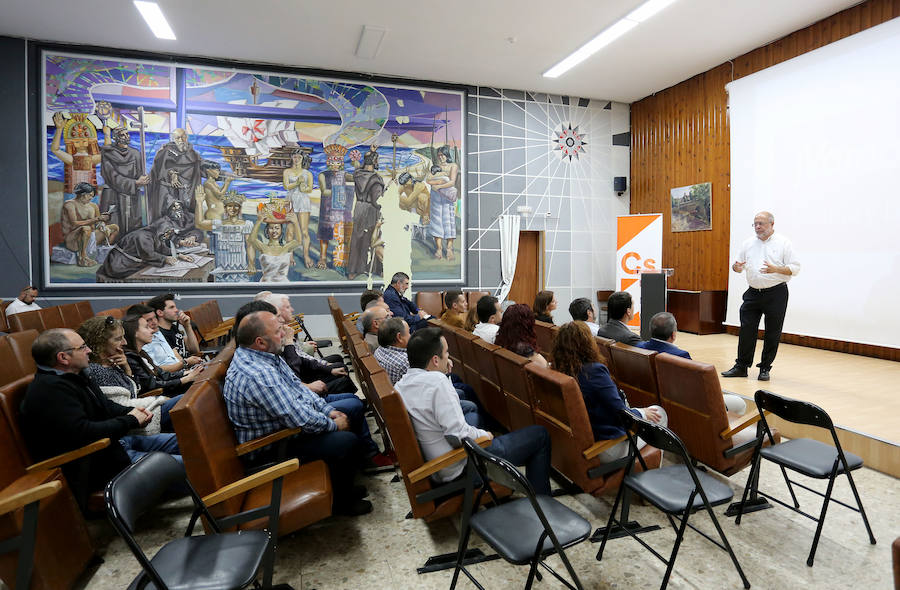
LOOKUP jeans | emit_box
[119,433,182,463]
[460,399,481,428]
[486,425,551,495]
[325,393,378,457]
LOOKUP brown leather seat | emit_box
[608,342,660,408]
[327,296,350,355]
[470,337,511,429]
[169,378,332,536]
[0,330,38,388]
[415,291,444,317]
[7,310,44,333]
[38,307,65,330]
[525,363,661,496]
[58,303,82,329]
[465,291,490,310]
[594,335,616,371]
[431,319,463,372]
[654,353,778,476]
[94,307,125,319]
[0,409,95,590]
[450,328,483,401]
[492,347,532,431]
[893,536,900,590]
[0,305,8,333]
[74,300,94,323]
[534,320,557,359]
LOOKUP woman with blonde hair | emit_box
[551,321,666,462]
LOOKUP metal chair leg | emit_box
[807,465,838,567]
[659,495,694,590]
[843,469,877,545]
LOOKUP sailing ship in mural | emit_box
[41,51,465,287]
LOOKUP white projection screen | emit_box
[725,17,900,349]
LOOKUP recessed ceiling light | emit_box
[133,1,176,40]
[356,25,387,59]
[543,0,677,78]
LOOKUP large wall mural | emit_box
[40,50,465,287]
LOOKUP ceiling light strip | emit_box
[133,1,176,40]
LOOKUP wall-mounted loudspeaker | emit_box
[614,176,627,195]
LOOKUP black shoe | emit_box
[351,484,369,499]
[721,365,748,378]
[333,498,373,517]
[758,368,770,381]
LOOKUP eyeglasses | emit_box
[62,343,90,354]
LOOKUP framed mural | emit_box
[670,182,712,232]
[40,49,465,288]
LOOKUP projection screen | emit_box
[725,17,900,349]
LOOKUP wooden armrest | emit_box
[235,427,303,457]
[202,459,299,507]
[292,313,305,322]
[27,438,111,472]
[407,436,491,484]
[720,410,769,440]
[583,436,627,460]
[344,312,360,322]
[138,387,164,398]
[0,481,62,516]
[201,324,234,340]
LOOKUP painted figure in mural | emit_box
[347,147,385,280]
[50,112,101,194]
[61,182,119,266]
[194,189,253,282]
[199,160,233,221]
[317,144,354,271]
[147,128,201,224]
[100,125,151,235]
[397,171,430,225]
[96,201,203,282]
[247,214,302,283]
[284,152,314,268]
[427,145,459,260]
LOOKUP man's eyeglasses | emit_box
[62,344,89,354]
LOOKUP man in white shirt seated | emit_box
[568,297,600,336]
[395,327,551,494]
[6,286,41,316]
[472,295,501,344]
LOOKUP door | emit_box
[507,230,543,306]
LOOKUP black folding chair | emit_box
[450,437,592,590]
[597,411,750,590]
[106,452,297,590]
[0,480,62,590]
[735,389,876,566]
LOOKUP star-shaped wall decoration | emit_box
[554,123,587,161]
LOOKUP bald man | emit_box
[722,211,801,382]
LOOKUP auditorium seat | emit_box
[169,378,333,536]
[534,320,557,358]
[0,330,38,387]
[0,305,8,333]
[38,307,65,330]
[491,347,532,432]
[450,328,484,401]
[608,343,660,408]
[654,354,776,477]
[465,290,490,310]
[594,335,616,371]
[470,337,509,428]
[7,309,44,333]
[58,303,82,329]
[74,300,93,323]
[415,291,444,317]
[94,307,125,319]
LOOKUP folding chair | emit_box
[0,480,62,590]
[597,411,750,590]
[106,452,298,590]
[451,437,592,590]
[735,389,876,566]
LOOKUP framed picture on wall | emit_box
[39,48,465,288]
[670,182,712,232]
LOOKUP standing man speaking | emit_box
[722,211,801,381]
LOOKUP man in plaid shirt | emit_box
[224,310,372,516]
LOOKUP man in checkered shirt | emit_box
[224,310,372,516]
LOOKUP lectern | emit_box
[639,269,673,340]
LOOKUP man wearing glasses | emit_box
[721,211,801,382]
[19,328,181,511]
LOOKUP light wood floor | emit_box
[676,332,900,475]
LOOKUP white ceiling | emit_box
[0,0,864,103]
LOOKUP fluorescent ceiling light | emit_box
[543,0,677,78]
[133,1,176,40]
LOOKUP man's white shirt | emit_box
[473,322,499,344]
[738,233,801,289]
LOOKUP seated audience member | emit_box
[375,318,480,425]
[552,321,667,462]
[78,316,178,434]
[127,303,197,373]
[395,327,552,494]
[472,295,502,343]
[495,303,550,369]
[6,285,41,316]
[383,271,431,332]
[147,293,202,359]
[360,305,388,352]
[533,290,557,324]
[122,315,204,398]
[20,328,181,510]
[256,291,331,359]
[259,292,354,393]
[569,297,600,336]
[357,289,390,332]
[224,310,376,515]
[464,305,478,331]
[439,290,468,329]
[596,291,641,345]
[636,312,747,414]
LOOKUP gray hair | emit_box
[32,328,75,368]
[377,318,407,347]
[390,271,409,286]
[649,312,678,341]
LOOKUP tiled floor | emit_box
[77,427,897,589]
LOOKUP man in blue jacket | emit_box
[383,271,431,332]
[635,312,691,358]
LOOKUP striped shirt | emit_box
[373,345,409,385]
[224,346,336,445]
